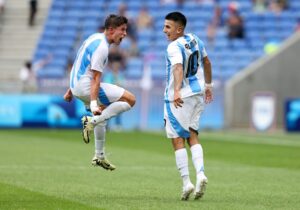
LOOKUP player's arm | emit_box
[63,88,73,102]
[90,44,107,115]
[90,70,102,115]
[168,44,184,108]
[173,63,184,108]
[203,56,213,104]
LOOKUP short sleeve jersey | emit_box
[164,33,208,102]
[70,33,109,89]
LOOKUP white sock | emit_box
[92,101,131,125]
[175,148,191,186]
[190,144,205,176]
[94,123,106,158]
[182,175,191,187]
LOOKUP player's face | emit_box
[112,24,127,45]
[163,20,182,41]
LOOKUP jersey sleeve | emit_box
[192,33,208,58]
[90,45,108,72]
[167,43,183,66]
[197,39,208,58]
[201,45,208,58]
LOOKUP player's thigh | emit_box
[72,81,125,107]
[99,83,125,106]
[189,95,205,131]
[118,89,136,107]
[71,78,91,106]
[164,98,194,138]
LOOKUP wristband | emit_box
[205,83,213,88]
[90,100,98,108]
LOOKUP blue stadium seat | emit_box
[69,1,88,9]
[88,0,104,9]
[127,58,143,71]
[137,29,154,41]
[51,0,67,10]
[37,67,66,78]
[126,68,143,79]
[127,1,143,10]
[65,10,84,19]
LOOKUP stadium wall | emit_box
[224,32,300,129]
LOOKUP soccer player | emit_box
[63,14,136,171]
[163,12,213,200]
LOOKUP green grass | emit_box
[0,129,300,210]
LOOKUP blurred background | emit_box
[0,0,300,132]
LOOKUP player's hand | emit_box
[174,91,183,108]
[91,107,102,115]
[90,100,102,115]
[92,109,102,116]
[204,88,213,104]
[63,91,73,102]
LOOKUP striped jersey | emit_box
[164,33,207,102]
[70,33,109,89]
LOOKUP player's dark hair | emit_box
[104,14,128,29]
[165,12,187,28]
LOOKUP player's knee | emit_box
[122,90,136,107]
[172,138,185,150]
[129,94,136,107]
[127,91,136,107]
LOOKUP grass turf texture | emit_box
[0,129,299,210]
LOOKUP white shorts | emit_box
[164,95,204,139]
[71,77,125,108]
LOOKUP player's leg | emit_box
[81,83,135,142]
[81,115,93,143]
[187,130,207,200]
[172,137,194,201]
[164,100,194,200]
[72,79,116,170]
[94,122,106,158]
[91,83,135,125]
[186,96,208,200]
[92,121,116,170]
[70,78,95,143]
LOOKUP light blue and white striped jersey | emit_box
[70,33,109,89]
[164,33,207,102]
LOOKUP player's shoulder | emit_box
[86,33,108,46]
[86,33,101,41]
[188,33,204,46]
[167,39,178,47]
[167,37,185,51]
[174,34,201,46]
[85,33,109,57]
[166,40,179,52]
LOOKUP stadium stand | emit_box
[32,0,299,90]
[0,0,51,93]
[0,0,298,130]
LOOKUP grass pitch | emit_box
[0,129,299,210]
